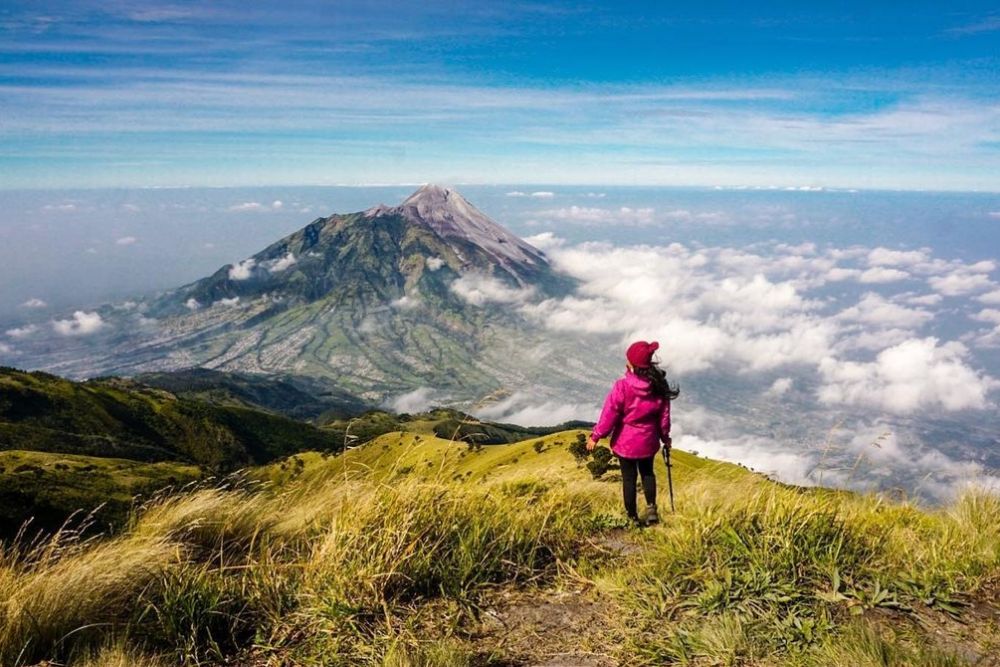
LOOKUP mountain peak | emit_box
[391,184,545,278]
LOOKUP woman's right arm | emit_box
[590,380,625,447]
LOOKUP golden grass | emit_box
[2,432,999,665]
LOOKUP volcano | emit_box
[27,186,596,402]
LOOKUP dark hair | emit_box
[635,363,680,400]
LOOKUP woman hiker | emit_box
[588,340,679,526]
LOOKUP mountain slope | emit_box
[0,367,343,468]
[22,186,601,403]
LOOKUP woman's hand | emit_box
[663,435,672,450]
[586,438,597,452]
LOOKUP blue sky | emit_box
[1,1,999,190]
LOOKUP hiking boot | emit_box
[626,512,642,527]
[643,504,660,525]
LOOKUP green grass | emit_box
[2,430,1000,666]
[0,450,200,538]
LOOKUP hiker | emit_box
[589,340,679,525]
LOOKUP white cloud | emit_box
[451,274,535,306]
[215,297,240,307]
[271,199,283,209]
[228,258,256,280]
[115,236,138,246]
[766,377,793,396]
[52,311,105,336]
[0,342,12,354]
[268,252,297,272]
[973,309,1000,325]
[391,294,420,310]
[523,232,564,251]
[989,211,1000,219]
[474,392,596,427]
[6,324,38,339]
[386,387,439,414]
[425,256,445,271]
[977,289,1000,305]
[537,205,656,226]
[858,267,909,283]
[21,298,47,308]
[906,293,943,306]
[121,203,141,212]
[928,271,994,296]
[228,202,266,212]
[867,247,929,267]
[818,338,998,413]
[837,292,933,328]
[42,203,77,212]
[500,190,553,198]
[185,297,201,310]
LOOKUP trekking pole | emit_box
[662,444,675,513]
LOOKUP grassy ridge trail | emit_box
[4,430,1000,666]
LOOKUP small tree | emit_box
[568,435,589,463]
[587,445,613,478]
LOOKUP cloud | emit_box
[766,377,793,396]
[979,289,1000,305]
[505,190,557,199]
[42,203,77,212]
[21,298,47,308]
[972,308,1000,325]
[474,392,596,427]
[121,203,141,212]
[391,294,420,310]
[536,205,656,226]
[0,342,12,355]
[867,247,929,267]
[228,258,256,280]
[451,274,535,306]
[228,200,284,212]
[523,232,564,251]
[52,310,105,336]
[818,338,998,413]
[185,297,201,310]
[115,235,138,245]
[837,292,933,328]
[214,296,240,307]
[386,387,439,414]
[267,252,297,272]
[6,324,38,339]
[858,267,909,283]
[425,256,445,271]
[928,271,995,296]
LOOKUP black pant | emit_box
[618,455,656,519]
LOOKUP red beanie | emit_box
[626,340,659,368]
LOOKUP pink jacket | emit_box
[591,372,671,459]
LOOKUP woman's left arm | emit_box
[659,400,672,447]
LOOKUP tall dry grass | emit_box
[3,446,1000,666]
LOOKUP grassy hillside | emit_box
[3,428,999,666]
[0,450,199,538]
[0,367,342,468]
[320,406,594,448]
